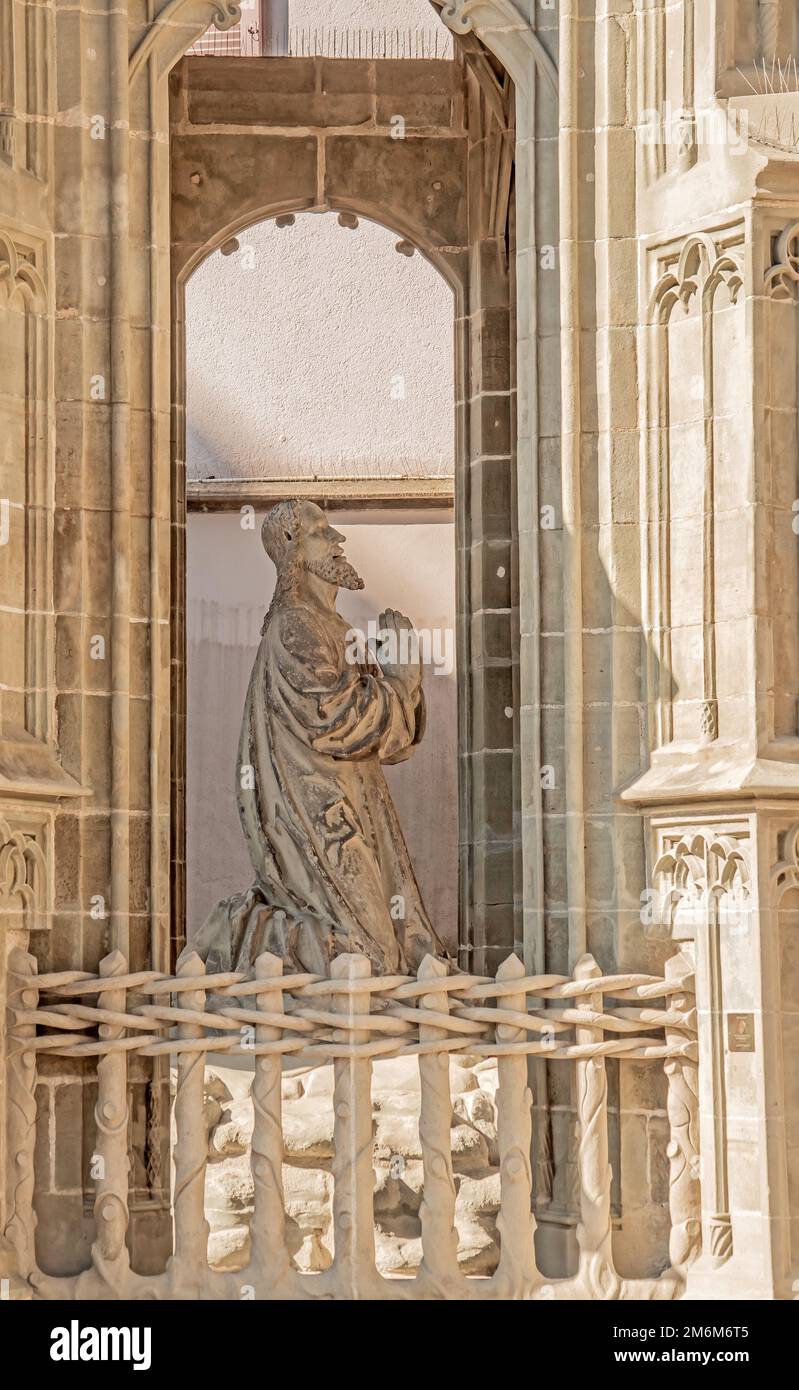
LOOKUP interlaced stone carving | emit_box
[765,220,799,301]
[6,946,697,1300]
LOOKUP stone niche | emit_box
[170,49,521,975]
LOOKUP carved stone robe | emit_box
[196,597,445,977]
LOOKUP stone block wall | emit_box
[1,0,176,1276]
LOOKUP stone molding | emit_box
[186,478,455,509]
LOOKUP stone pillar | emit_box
[459,50,517,976]
[621,3,799,1297]
[0,0,205,1275]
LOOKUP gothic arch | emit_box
[174,200,464,481]
[176,200,465,303]
[174,198,464,515]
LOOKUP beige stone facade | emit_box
[1,0,798,1301]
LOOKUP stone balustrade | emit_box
[4,944,698,1300]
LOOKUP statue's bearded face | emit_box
[297,503,364,591]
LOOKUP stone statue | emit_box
[191,499,447,977]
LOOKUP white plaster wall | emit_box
[255,0,453,52]
[186,509,458,950]
[186,213,455,482]
[288,0,445,31]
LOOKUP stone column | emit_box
[622,31,799,1286]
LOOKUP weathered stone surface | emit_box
[197,1056,503,1277]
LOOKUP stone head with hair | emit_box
[261,498,364,592]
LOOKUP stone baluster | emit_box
[89,950,131,1287]
[492,953,539,1296]
[664,945,701,1271]
[330,953,376,1296]
[169,951,209,1292]
[417,953,461,1293]
[573,953,618,1297]
[4,949,39,1281]
[248,951,290,1291]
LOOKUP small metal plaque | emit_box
[727,1012,755,1053]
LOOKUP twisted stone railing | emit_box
[4,945,699,1299]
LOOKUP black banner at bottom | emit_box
[2,1295,788,1377]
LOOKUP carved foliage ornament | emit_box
[435,0,481,34]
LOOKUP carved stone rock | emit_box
[194,1055,504,1279]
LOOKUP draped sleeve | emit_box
[271,607,424,764]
